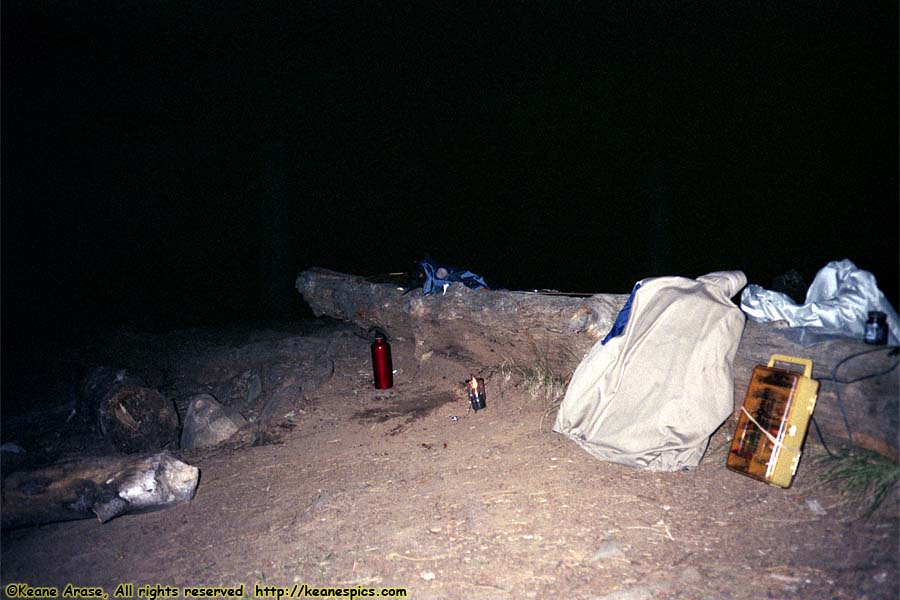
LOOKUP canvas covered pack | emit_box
[554,271,747,471]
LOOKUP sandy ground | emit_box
[2,322,898,600]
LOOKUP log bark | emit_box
[1,451,199,529]
[296,267,899,458]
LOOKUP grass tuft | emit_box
[499,357,568,406]
[812,448,900,518]
[499,353,574,432]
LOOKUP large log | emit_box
[296,268,898,458]
[1,451,199,529]
[296,267,629,373]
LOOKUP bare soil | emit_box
[2,321,898,600]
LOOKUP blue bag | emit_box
[417,260,489,296]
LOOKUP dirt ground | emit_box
[2,320,898,600]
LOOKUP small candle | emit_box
[467,375,487,412]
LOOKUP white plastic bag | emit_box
[741,259,899,345]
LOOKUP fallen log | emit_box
[296,267,628,373]
[1,451,199,529]
[296,268,899,458]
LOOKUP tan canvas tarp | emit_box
[554,271,747,471]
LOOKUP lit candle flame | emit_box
[470,376,478,392]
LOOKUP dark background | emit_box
[2,2,897,401]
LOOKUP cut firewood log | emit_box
[1,451,199,529]
[80,367,180,453]
[296,267,898,458]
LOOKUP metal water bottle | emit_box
[371,334,393,389]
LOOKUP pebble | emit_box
[805,499,827,516]
[588,541,624,561]
[591,584,655,600]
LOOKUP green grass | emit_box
[811,448,900,518]
[499,357,569,406]
[498,353,575,432]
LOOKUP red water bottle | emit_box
[371,334,393,389]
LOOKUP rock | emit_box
[180,394,248,450]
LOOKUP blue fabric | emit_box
[418,260,489,295]
[601,282,642,345]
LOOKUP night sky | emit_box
[2,2,898,392]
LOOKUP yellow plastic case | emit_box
[727,354,820,488]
